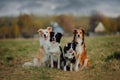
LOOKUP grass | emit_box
[0,36,120,80]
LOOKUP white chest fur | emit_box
[76,44,82,55]
[43,40,51,54]
[49,43,61,54]
[39,37,51,55]
[39,38,44,46]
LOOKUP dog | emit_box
[49,32,62,69]
[63,42,77,71]
[73,28,90,71]
[23,27,52,67]
[34,27,52,67]
[37,27,52,49]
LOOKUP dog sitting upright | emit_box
[33,27,52,67]
[49,32,62,69]
[23,27,52,67]
[63,42,77,71]
[73,28,90,71]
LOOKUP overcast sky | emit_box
[0,0,120,17]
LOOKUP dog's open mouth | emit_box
[44,36,48,40]
[52,40,56,44]
[69,49,73,53]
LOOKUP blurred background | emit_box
[0,0,120,38]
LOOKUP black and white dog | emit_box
[49,32,63,69]
[62,42,77,71]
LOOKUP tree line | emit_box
[0,13,120,38]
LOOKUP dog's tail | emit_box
[22,62,33,68]
[33,58,41,67]
[22,58,40,68]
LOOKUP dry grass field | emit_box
[0,36,120,80]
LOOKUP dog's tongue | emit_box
[69,49,73,53]
[45,36,48,40]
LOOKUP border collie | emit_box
[23,27,52,67]
[73,28,90,71]
[49,32,62,69]
[63,42,77,71]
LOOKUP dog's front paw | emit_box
[74,67,79,72]
[51,65,53,68]
[64,66,66,71]
[57,65,60,69]
[70,68,72,71]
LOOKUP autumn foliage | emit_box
[0,13,120,38]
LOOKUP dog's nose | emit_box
[52,38,55,41]
[44,34,46,37]
[78,35,80,37]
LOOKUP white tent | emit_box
[94,22,105,32]
[51,22,64,34]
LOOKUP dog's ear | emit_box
[65,44,68,47]
[79,28,85,35]
[73,29,77,42]
[73,29,77,34]
[50,32,54,36]
[56,32,62,43]
[64,43,70,53]
[57,33,62,38]
[64,46,67,53]
[82,29,85,35]
[50,32,54,42]
[72,42,77,50]
[37,29,43,37]
[37,29,42,33]
[47,27,52,32]
[57,33,62,40]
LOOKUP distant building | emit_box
[51,22,64,34]
[89,22,106,36]
[94,22,105,33]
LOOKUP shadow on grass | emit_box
[104,51,120,61]
[6,56,14,62]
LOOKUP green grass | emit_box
[0,36,120,80]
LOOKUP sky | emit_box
[0,0,120,17]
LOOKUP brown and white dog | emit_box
[34,27,52,66]
[23,27,52,67]
[73,28,90,71]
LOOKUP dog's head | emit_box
[37,27,52,40]
[64,42,77,59]
[50,32,62,43]
[73,28,85,44]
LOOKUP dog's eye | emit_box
[72,53,74,55]
[46,32,48,33]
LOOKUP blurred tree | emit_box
[89,11,101,32]
[116,16,120,32]
[110,19,117,33]
[0,26,9,38]
[55,15,74,34]
[17,14,33,37]
[101,16,110,33]
[11,24,20,38]
[73,16,90,32]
